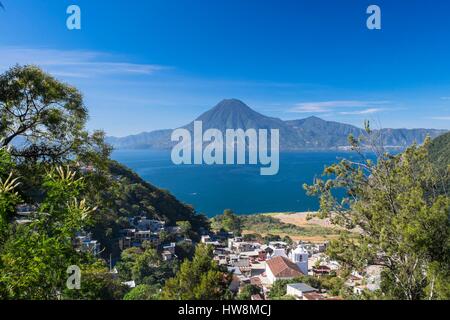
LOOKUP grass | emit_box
[240,212,343,243]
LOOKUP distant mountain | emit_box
[107,99,447,151]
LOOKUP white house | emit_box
[286,283,317,299]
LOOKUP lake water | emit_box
[112,150,363,217]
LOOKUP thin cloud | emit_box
[339,108,385,115]
[441,97,450,101]
[0,47,169,78]
[430,116,450,120]
[289,100,390,113]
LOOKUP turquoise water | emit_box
[112,150,362,217]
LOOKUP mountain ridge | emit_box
[107,99,447,150]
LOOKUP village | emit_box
[14,200,382,300]
[112,212,383,300]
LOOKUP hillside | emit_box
[83,160,209,257]
[428,131,450,191]
[107,99,446,151]
[429,131,450,170]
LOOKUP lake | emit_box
[112,150,364,217]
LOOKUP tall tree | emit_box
[0,65,110,164]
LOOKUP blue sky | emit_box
[1,0,450,136]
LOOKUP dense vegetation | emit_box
[0,65,211,299]
[87,160,208,257]
[161,244,233,300]
[305,123,450,300]
[428,131,450,191]
[428,131,450,169]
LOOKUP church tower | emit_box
[289,245,309,275]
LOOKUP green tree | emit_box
[0,166,97,299]
[211,209,241,235]
[124,284,161,300]
[176,220,192,237]
[175,240,196,261]
[115,246,177,287]
[304,127,450,300]
[63,260,127,300]
[0,65,100,162]
[0,173,20,240]
[237,284,261,300]
[161,244,232,300]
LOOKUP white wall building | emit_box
[289,245,309,275]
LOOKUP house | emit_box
[134,230,152,241]
[162,250,174,261]
[286,283,318,299]
[163,242,176,254]
[232,256,250,268]
[16,204,37,216]
[260,245,274,256]
[302,292,326,300]
[315,242,328,253]
[312,265,331,277]
[119,236,132,250]
[265,256,304,284]
[231,241,259,253]
[201,235,221,247]
[74,233,101,256]
[129,217,165,232]
[122,280,136,288]
[268,241,287,249]
[270,248,287,259]
[228,237,243,250]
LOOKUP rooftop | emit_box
[287,283,317,293]
[266,256,303,278]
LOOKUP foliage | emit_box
[0,65,109,164]
[237,284,261,300]
[115,246,178,287]
[176,220,192,237]
[0,172,20,239]
[123,284,161,300]
[211,209,242,235]
[0,66,212,300]
[304,126,450,300]
[161,244,233,300]
[175,240,196,261]
[0,166,97,299]
[63,260,127,300]
[428,131,450,191]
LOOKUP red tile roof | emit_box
[266,256,303,278]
